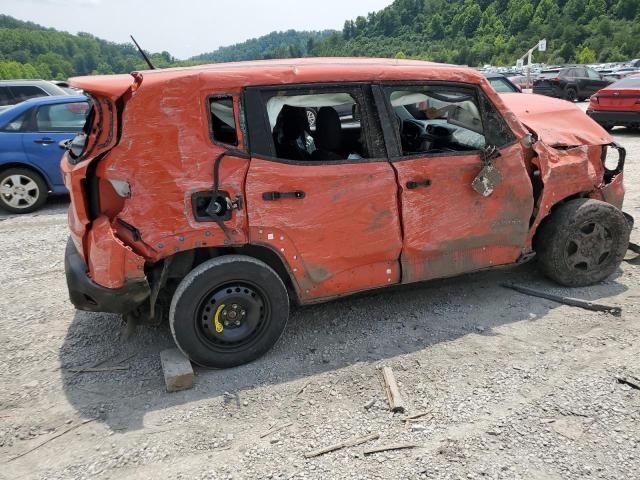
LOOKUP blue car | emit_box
[0,94,88,213]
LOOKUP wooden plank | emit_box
[382,367,405,413]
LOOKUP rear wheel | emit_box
[0,167,48,214]
[565,87,577,102]
[535,199,630,287]
[169,255,290,368]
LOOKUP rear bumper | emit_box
[587,110,640,126]
[65,237,150,314]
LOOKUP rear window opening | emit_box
[210,97,238,146]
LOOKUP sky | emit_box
[3,0,394,59]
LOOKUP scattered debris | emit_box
[296,381,312,397]
[381,367,405,413]
[304,433,380,458]
[160,348,194,393]
[363,443,419,456]
[411,424,427,433]
[402,410,432,422]
[9,418,97,462]
[502,283,622,316]
[260,422,294,439]
[363,399,376,410]
[617,376,640,391]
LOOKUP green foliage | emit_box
[0,14,170,80]
[307,0,640,66]
[190,30,333,63]
[2,0,640,80]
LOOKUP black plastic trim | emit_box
[64,237,150,314]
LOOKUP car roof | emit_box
[0,79,69,96]
[70,57,486,98]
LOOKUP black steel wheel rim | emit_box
[196,282,271,353]
[564,221,613,272]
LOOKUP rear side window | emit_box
[209,97,238,146]
[35,102,89,132]
[586,69,601,80]
[10,85,47,103]
[2,110,30,131]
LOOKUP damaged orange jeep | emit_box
[62,58,632,368]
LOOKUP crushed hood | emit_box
[500,93,613,146]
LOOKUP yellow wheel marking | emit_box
[214,304,226,333]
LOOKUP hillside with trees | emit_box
[191,30,334,63]
[0,15,176,80]
[312,0,640,66]
[1,1,640,80]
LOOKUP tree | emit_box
[576,45,597,63]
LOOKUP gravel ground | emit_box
[1,106,639,479]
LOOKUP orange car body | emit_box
[62,58,625,315]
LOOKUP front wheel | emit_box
[535,199,630,287]
[169,255,290,368]
[0,167,48,214]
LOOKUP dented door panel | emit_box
[395,143,534,283]
[245,159,403,302]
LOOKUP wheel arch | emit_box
[0,161,53,190]
[531,191,592,249]
[158,243,302,305]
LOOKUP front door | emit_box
[243,84,403,303]
[374,83,534,283]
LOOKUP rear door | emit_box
[585,67,609,95]
[373,82,534,283]
[243,84,403,303]
[22,101,88,188]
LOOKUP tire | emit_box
[169,255,290,368]
[535,199,630,287]
[565,87,577,102]
[0,167,48,214]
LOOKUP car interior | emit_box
[389,89,486,155]
[266,92,369,161]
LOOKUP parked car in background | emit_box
[62,58,631,369]
[533,66,612,101]
[587,75,640,131]
[482,72,521,93]
[0,80,71,111]
[0,95,89,213]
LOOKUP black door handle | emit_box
[33,138,55,145]
[406,179,432,190]
[262,191,306,201]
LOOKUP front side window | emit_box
[489,77,517,93]
[209,97,239,145]
[264,89,371,162]
[388,86,486,156]
[35,102,89,132]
